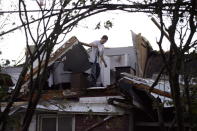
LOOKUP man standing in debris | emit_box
[81,35,108,86]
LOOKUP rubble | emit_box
[1,33,177,131]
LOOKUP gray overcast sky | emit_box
[0,1,170,65]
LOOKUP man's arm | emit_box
[80,42,97,48]
[100,55,107,67]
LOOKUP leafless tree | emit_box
[149,1,196,131]
[0,0,196,131]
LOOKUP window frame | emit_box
[37,114,75,131]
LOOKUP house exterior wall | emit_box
[103,47,136,70]
[75,114,129,131]
[100,47,137,86]
[27,113,129,131]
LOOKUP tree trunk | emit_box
[169,58,184,131]
[21,89,41,131]
[184,75,192,130]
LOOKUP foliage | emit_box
[95,20,113,30]
[0,87,8,101]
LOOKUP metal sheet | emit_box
[10,101,125,115]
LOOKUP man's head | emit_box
[100,35,108,44]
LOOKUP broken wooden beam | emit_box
[122,78,172,98]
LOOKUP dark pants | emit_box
[90,62,100,86]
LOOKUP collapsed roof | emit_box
[1,33,174,117]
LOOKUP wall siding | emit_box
[75,114,129,131]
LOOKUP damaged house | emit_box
[1,32,177,131]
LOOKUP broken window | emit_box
[38,114,74,131]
